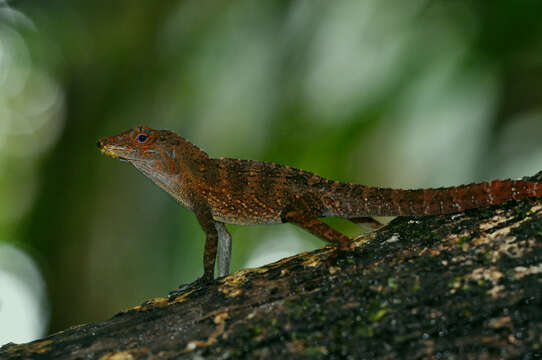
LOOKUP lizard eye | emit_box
[136,133,149,143]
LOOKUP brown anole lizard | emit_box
[97,126,542,284]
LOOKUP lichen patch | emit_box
[512,263,542,279]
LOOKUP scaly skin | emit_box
[97,126,542,284]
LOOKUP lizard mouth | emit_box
[100,150,133,162]
[97,141,135,162]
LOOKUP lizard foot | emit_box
[168,275,214,298]
[323,244,355,269]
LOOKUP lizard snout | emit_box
[96,137,120,159]
[97,137,113,150]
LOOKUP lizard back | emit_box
[202,158,331,225]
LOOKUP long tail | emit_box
[324,179,542,217]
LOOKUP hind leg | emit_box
[283,192,352,250]
[348,216,384,231]
[285,211,351,250]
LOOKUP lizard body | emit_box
[97,126,542,283]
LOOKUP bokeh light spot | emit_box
[0,243,48,345]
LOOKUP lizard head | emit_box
[97,125,164,162]
[98,125,206,166]
[97,126,205,207]
[97,125,188,174]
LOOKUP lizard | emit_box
[97,125,542,285]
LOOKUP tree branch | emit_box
[2,174,542,359]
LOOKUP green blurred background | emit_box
[1,0,542,344]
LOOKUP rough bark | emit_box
[2,174,542,360]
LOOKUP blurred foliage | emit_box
[0,0,542,341]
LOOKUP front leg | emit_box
[215,221,232,278]
[193,201,219,284]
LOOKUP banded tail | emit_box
[324,179,542,218]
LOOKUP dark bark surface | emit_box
[2,175,542,360]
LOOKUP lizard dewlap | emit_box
[98,126,542,284]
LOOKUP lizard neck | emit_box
[129,133,210,209]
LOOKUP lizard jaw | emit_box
[100,150,132,163]
[104,152,137,164]
[99,147,119,159]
